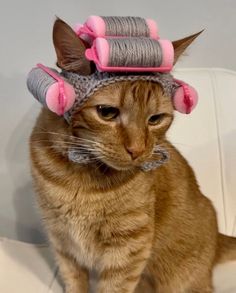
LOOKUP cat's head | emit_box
[52,18,201,171]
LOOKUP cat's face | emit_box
[52,18,201,170]
[70,80,173,170]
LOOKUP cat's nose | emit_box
[125,145,145,160]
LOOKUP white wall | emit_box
[0,0,236,243]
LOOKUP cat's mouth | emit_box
[101,147,169,172]
[68,147,140,170]
[99,158,140,171]
[68,146,169,172]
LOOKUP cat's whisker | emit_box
[89,157,105,162]
[31,145,79,151]
[32,144,96,153]
[34,138,101,148]
[34,130,102,145]
[31,145,92,152]
[94,160,106,172]
[31,142,103,154]
[31,140,100,151]
[31,145,105,161]
[31,139,91,147]
[101,164,110,175]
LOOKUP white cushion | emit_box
[0,238,62,293]
[0,237,236,292]
[170,68,236,235]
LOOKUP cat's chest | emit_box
[59,185,153,269]
[67,214,103,268]
[64,198,124,268]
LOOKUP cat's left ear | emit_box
[53,17,91,75]
[172,30,204,65]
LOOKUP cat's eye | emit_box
[148,114,165,125]
[96,105,120,121]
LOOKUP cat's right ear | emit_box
[53,18,91,75]
[172,30,203,65]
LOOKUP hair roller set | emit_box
[27,15,198,117]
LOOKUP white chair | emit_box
[0,68,236,292]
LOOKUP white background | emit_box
[0,0,236,243]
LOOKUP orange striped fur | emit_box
[29,19,236,293]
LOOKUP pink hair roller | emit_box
[76,16,159,40]
[173,79,198,114]
[85,37,174,72]
[27,64,76,115]
[74,23,93,44]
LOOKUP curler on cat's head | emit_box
[27,64,76,115]
[85,37,174,72]
[75,16,159,41]
[173,80,198,114]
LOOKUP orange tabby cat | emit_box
[30,19,236,293]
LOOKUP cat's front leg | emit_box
[97,236,153,293]
[55,248,89,293]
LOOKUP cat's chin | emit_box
[108,165,135,172]
[96,159,136,172]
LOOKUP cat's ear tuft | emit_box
[172,30,204,65]
[53,17,91,75]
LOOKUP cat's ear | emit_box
[53,18,91,75]
[172,30,204,65]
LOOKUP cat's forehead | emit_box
[63,70,177,121]
[63,70,177,105]
[86,80,164,108]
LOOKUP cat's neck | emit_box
[70,160,139,192]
